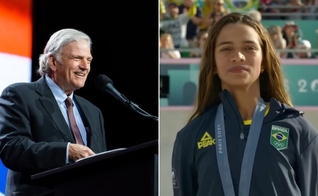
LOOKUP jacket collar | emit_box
[218,89,301,124]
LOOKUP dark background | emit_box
[31,0,158,150]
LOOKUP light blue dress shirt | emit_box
[45,75,87,163]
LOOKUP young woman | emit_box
[172,12,318,196]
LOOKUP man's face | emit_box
[49,40,92,95]
[169,5,179,16]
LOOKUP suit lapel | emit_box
[73,96,96,149]
[35,77,75,143]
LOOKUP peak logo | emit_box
[197,132,215,149]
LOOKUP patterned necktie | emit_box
[65,97,84,145]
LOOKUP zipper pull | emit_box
[240,132,244,139]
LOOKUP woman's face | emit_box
[270,33,278,40]
[214,23,263,90]
[284,26,295,36]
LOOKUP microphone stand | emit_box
[121,95,158,122]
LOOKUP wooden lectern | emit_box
[31,140,158,196]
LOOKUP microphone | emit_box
[95,74,158,122]
[95,74,129,105]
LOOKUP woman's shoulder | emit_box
[269,100,318,138]
[177,105,217,137]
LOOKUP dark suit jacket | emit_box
[0,76,107,196]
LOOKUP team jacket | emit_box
[172,90,318,196]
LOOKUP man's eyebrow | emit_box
[70,54,93,59]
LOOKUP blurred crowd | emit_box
[159,0,318,59]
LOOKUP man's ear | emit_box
[48,56,57,71]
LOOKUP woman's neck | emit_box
[225,85,261,121]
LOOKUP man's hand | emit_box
[68,143,95,162]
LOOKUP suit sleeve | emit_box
[296,121,318,196]
[172,131,197,196]
[0,86,67,174]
